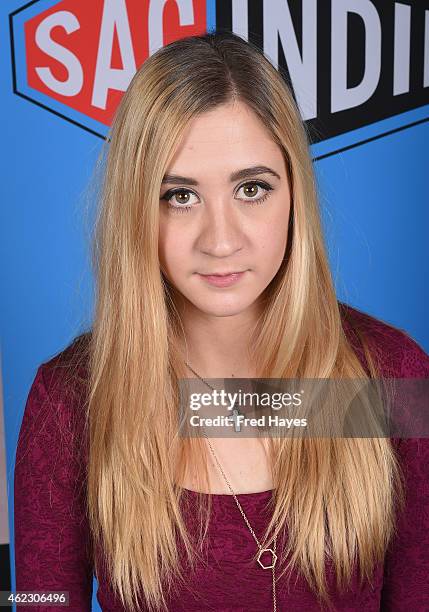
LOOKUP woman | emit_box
[14,31,429,611]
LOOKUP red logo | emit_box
[21,0,207,128]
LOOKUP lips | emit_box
[199,271,246,276]
[197,270,248,287]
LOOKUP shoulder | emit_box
[19,332,92,468]
[37,331,92,401]
[338,303,429,473]
[338,301,429,378]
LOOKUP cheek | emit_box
[255,209,289,260]
[158,227,189,273]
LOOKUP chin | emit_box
[190,296,257,318]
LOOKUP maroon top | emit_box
[14,303,429,611]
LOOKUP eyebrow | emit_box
[161,165,281,186]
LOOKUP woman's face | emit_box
[158,100,291,319]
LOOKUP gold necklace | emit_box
[184,361,279,612]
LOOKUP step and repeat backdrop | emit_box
[1,0,428,609]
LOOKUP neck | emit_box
[177,300,262,379]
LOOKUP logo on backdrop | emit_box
[9,0,429,153]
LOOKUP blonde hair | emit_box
[82,31,404,611]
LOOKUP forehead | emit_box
[170,101,281,165]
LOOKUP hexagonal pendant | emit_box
[257,547,278,569]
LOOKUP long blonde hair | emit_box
[82,31,404,611]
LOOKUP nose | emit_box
[196,198,244,259]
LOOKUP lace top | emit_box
[14,303,429,611]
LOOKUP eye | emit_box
[160,188,199,213]
[236,181,273,205]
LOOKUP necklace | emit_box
[184,361,279,612]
